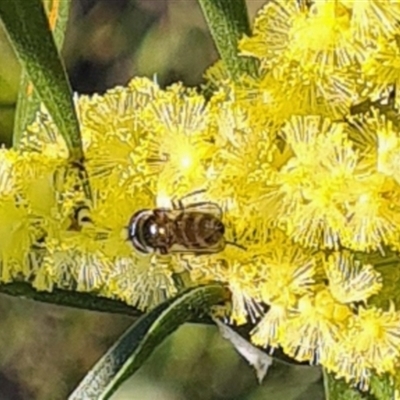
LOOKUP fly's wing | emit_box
[168,238,226,255]
[153,201,225,255]
[171,202,225,255]
[152,207,185,223]
[154,203,222,219]
[177,201,223,219]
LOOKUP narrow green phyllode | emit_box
[68,284,228,400]
[197,0,257,80]
[323,370,378,400]
[0,0,83,162]
[13,0,72,147]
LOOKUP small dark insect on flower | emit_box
[128,190,244,255]
[66,203,92,231]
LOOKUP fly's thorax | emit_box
[140,209,176,250]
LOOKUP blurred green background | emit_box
[0,1,324,399]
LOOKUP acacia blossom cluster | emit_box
[2,0,400,391]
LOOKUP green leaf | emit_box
[13,0,72,148]
[68,284,228,400]
[369,374,394,400]
[197,0,257,80]
[0,102,15,147]
[0,0,83,161]
[323,370,378,400]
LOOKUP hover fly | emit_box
[128,191,240,255]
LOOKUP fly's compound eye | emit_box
[128,209,157,254]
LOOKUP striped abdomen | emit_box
[173,211,225,249]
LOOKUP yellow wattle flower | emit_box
[325,252,382,304]
[5,0,400,392]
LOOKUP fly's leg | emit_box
[171,189,207,209]
[178,189,207,202]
